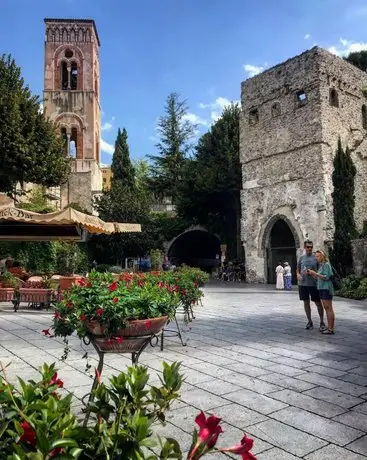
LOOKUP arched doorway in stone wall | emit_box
[168,230,221,272]
[264,217,299,284]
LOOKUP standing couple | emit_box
[275,262,292,290]
[297,240,336,335]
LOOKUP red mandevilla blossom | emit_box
[79,314,87,321]
[196,411,223,448]
[220,434,256,460]
[54,312,61,320]
[77,278,86,286]
[50,372,64,388]
[19,421,37,446]
[95,368,101,383]
[112,297,119,303]
[66,302,74,308]
[49,447,65,458]
[109,281,118,292]
[113,336,124,343]
[96,308,104,316]
[42,329,51,336]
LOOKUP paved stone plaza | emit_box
[1,283,367,459]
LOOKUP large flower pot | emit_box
[18,288,53,303]
[86,316,168,352]
[0,287,15,302]
[87,316,168,337]
[59,276,83,291]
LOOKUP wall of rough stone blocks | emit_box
[240,47,367,283]
[352,238,367,276]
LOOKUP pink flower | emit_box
[109,281,118,292]
[112,297,118,303]
[96,308,104,316]
[42,329,51,336]
[95,368,101,383]
[220,434,256,460]
[145,320,152,330]
[77,278,86,286]
[50,372,64,388]
[54,312,61,320]
[195,411,223,448]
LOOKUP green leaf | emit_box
[51,438,78,449]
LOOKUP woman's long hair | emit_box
[315,249,328,262]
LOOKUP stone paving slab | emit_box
[1,283,367,459]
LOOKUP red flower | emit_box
[42,329,51,336]
[86,282,92,287]
[79,314,86,321]
[195,411,223,448]
[95,368,101,383]
[112,297,119,303]
[19,421,36,446]
[49,447,65,458]
[96,308,104,316]
[66,302,74,308]
[220,434,256,460]
[77,278,86,286]
[50,372,64,388]
[145,320,153,330]
[109,281,118,292]
[113,336,124,343]
[158,281,165,288]
[54,312,61,320]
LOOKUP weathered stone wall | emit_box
[352,238,367,276]
[60,171,93,213]
[240,47,367,283]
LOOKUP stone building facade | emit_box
[43,18,102,212]
[240,47,367,283]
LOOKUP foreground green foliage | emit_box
[0,54,70,197]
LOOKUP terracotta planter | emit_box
[18,288,53,303]
[87,316,168,338]
[59,276,83,291]
[0,287,15,302]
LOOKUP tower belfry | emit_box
[43,18,102,212]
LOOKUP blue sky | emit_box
[1,0,367,165]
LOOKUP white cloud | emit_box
[39,103,44,114]
[100,138,114,155]
[198,97,240,124]
[101,122,113,131]
[304,33,311,40]
[328,38,367,57]
[243,63,265,77]
[182,112,208,126]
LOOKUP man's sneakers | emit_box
[319,322,327,332]
[305,322,313,330]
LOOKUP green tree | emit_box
[345,51,367,72]
[18,186,56,214]
[176,103,242,259]
[0,54,70,197]
[148,92,197,202]
[111,128,135,188]
[331,138,357,276]
[134,159,152,200]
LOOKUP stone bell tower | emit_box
[43,18,102,212]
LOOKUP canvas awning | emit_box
[0,205,141,241]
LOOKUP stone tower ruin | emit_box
[43,18,102,212]
[240,47,367,283]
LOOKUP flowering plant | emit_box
[0,361,256,459]
[51,271,180,339]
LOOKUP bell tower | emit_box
[43,18,102,212]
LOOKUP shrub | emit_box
[337,275,367,300]
[95,263,110,273]
[108,265,123,274]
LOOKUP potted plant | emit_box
[51,271,179,352]
[54,242,83,291]
[0,272,22,302]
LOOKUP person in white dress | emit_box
[275,262,285,290]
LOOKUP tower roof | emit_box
[44,18,100,46]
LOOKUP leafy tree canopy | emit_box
[345,51,367,72]
[111,128,135,188]
[148,92,197,202]
[0,54,70,197]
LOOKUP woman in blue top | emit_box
[308,250,335,335]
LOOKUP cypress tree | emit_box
[331,138,357,276]
[111,128,135,188]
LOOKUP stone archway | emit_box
[262,215,300,284]
[167,229,221,271]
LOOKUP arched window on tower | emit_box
[329,88,339,107]
[70,128,78,157]
[61,127,68,155]
[362,105,367,130]
[61,62,68,90]
[70,62,78,90]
